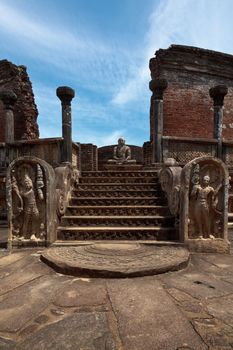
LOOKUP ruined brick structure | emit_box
[149,45,233,141]
[1,45,233,251]
[0,59,39,142]
[80,143,98,171]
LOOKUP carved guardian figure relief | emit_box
[10,163,46,241]
[188,162,224,239]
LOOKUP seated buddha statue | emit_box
[108,137,136,164]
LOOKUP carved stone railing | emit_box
[223,140,233,167]
[159,159,182,217]
[55,162,79,219]
[0,138,80,169]
[162,136,218,164]
[144,136,233,167]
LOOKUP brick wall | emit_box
[149,45,233,141]
[142,141,152,166]
[80,143,98,171]
[0,60,39,142]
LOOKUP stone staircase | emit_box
[57,169,177,241]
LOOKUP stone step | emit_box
[80,177,159,184]
[75,183,160,191]
[66,205,170,216]
[57,226,177,241]
[72,189,161,198]
[70,197,166,206]
[0,220,7,248]
[81,171,159,178]
[61,215,174,227]
[53,240,184,246]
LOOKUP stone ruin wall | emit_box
[0,59,39,142]
[80,143,98,171]
[150,45,233,141]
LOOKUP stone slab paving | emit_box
[0,336,16,350]
[54,280,108,308]
[107,277,207,350]
[0,251,28,268]
[159,262,233,300]
[0,274,68,333]
[190,253,233,276]
[160,254,233,349]
[16,312,116,350]
[206,294,233,325]
[0,258,52,297]
[0,248,232,349]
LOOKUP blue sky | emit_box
[0,0,233,146]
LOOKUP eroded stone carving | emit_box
[108,138,136,164]
[55,164,79,219]
[6,156,56,248]
[10,164,44,240]
[188,163,224,239]
[20,174,40,240]
[159,159,182,217]
[180,157,230,253]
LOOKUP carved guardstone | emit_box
[108,138,136,165]
[180,156,230,253]
[6,156,56,248]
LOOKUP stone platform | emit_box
[41,243,190,278]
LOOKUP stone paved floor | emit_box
[0,248,233,349]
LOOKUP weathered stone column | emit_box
[209,85,228,159]
[0,90,17,143]
[56,86,75,163]
[149,79,168,163]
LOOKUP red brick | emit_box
[149,45,233,141]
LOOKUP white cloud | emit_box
[112,0,233,106]
[0,1,151,145]
[0,2,135,96]
[75,129,126,147]
[0,2,108,55]
[2,0,232,146]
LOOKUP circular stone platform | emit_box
[41,243,190,278]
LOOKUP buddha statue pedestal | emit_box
[104,163,143,170]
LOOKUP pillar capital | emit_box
[209,85,228,106]
[149,79,168,100]
[56,86,75,105]
[0,90,17,110]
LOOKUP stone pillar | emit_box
[149,79,168,163]
[209,85,228,159]
[0,90,17,143]
[56,86,75,163]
